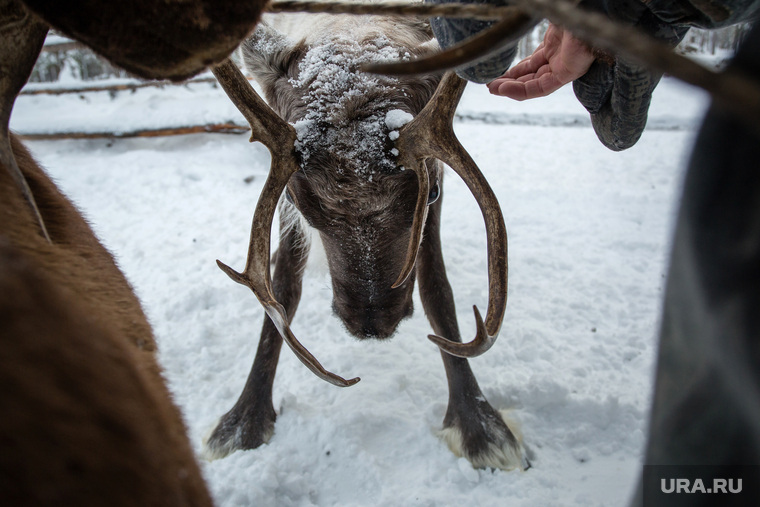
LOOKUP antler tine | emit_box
[364,7,536,76]
[211,59,359,387]
[391,72,462,289]
[211,59,293,148]
[391,158,429,289]
[397,72,507,357]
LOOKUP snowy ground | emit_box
[12,72,710,506]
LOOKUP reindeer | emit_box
[0,135,215,506]
[8,0,754,495]
[0,0,267,504]
[202,9,528,471]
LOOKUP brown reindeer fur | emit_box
[0,135,214,506]
[20,0,268,80]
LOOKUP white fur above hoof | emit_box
[200,416,274,462]
[439,410,528,471]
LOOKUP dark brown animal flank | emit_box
[0,0,271,504]
[206,13,526,471]
[0,136,214,507]
[20,0,268,80]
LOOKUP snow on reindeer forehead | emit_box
[288,35,416,182]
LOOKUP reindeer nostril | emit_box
[360,322,382,339]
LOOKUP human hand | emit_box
[487,24,595,100]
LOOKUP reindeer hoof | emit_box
[201,406,275,461]
[439,409,528,471]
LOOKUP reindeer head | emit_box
[285,159,433,340]
[239,23,442,339]
[211,21,508,386]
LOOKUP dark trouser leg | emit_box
[630,23,760,506]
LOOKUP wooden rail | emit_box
[18,122,249,141]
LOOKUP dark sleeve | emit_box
[574,0,759,150]
[428,0,759,149]
[573,0,690,150]
[426,0,521,84]
[645,0,760,28]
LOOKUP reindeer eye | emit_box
[427,181,440,205]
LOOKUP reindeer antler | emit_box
[366,6,536,76]
[211,59,359,387]
[269,0,760,134]
[395,72,508,357]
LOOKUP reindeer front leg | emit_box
[204,207,309,459]
[416,187,527,471]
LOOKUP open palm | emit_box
[487,24,595,100]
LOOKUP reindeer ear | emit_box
[239,22,300,86]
